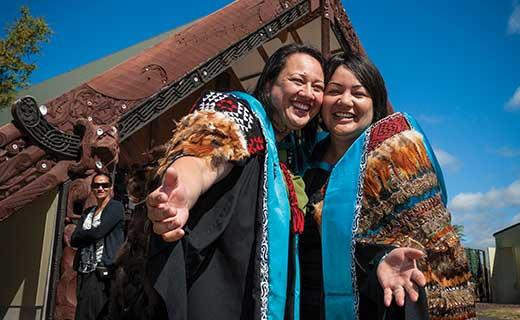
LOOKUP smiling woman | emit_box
[138,44,326,320]
[300,53,476,320]
[70,173,125,320]
[267,52,324,139]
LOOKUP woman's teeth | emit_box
[292,102,310,111]
[333,112,354,119]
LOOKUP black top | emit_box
[147,157,264,320]
[71,199,125,268]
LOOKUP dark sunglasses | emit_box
[91,182,112,189]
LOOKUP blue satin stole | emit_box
[230,91,300,320]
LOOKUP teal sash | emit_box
[321,130,368,320]
[230,92,300,320]
[321,112,446,319]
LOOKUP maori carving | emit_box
[66,176,95,221]
[54,224,78,320]
[0,146,46,185]
[45,84,137,132]
[12,96,81,159]
[142,64,169,86]
[0,123,22,147]
[0,138,28,167]
[0,158,56,201]
[4,138,26,156]
[1,95,121,221]
[68,119,120,175]
[329,0,364,55]
[0,160,72,221]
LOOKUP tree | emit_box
[0,6,52,108]
[453,224,466,242]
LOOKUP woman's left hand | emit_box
[376,247,426,307]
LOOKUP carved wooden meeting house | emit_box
[0,0,368,318]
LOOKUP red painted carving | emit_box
[68,119,120,175]
[0,146,46,185]
[54,224,78,320]
[0,160,73,221]
[45,84,137,133]
[330,0,365,56]
[0,123,22,147]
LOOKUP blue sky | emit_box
[1,0,519,249]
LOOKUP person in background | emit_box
[71,172,125,320]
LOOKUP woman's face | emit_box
[91,175,112,201]
[322,65,374,142]
[268,53,324,132]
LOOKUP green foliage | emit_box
[453,224,466,242]
[0,6,52,108]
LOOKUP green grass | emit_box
[478,308,520,320]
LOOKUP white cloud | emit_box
[505,86,520,111]
[450,210,498,249]
[449,180,520,248]
[508,4,520,34]
[433,147,461,172]
[450,179,520,212]
[497,146,520,157]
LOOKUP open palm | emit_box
[376,247,426,307]
[147,167,190,242]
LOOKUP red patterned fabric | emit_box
[280,162,305,234]
[367,114,411,153]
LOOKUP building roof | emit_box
[493,222,520,237]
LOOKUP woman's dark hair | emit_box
[325,53,389,123]
[253,44,324,170]
[92,172,113,185]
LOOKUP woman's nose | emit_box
[298,83,314,99]
[338,93,354,107]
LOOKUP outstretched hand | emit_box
[376,247,426,307]
[147,167,190,242]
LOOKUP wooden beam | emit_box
[257,46,269,64]
[290,30,303,44]
[321,0,331,57]
[225,68,246,92]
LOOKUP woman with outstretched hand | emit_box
[146,44,325,320]
[299,53,475,319]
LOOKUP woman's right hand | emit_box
[147,167,190,242]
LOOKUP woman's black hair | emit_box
[92,172,113,185]
[325,53,389,124]
[253,44,324,168]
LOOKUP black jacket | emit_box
[71,199,125,268]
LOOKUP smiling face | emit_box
[268,53,324,134]
[322,65,374,143]
[91,174,112,201]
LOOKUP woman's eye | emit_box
[290,78,304,85]
[325,89,340,95]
